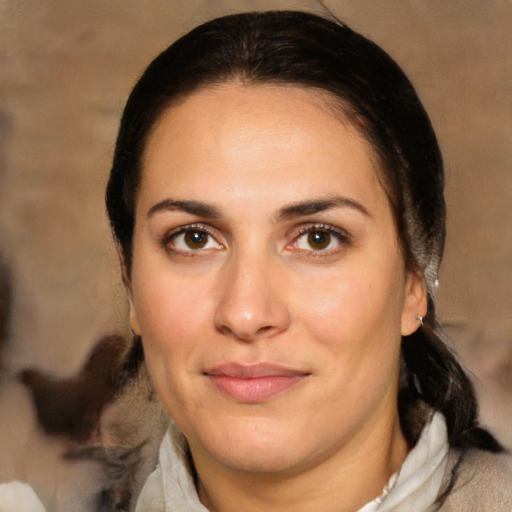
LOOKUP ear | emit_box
[401,270,427,336]
[116,244,141,336]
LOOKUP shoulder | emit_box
[439,449,512,512]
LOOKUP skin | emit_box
[125,83,427,512]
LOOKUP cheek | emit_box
[131,274,213,419]
[293,265,405,351]
[291,262,406,411]
[134,275,211,356]
[129,257,204,375]
[291,273,404,445]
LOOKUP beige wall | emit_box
[1,0,511,449]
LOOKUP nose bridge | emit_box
[214,247,290,341]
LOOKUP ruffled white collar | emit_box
[358,412,449,511]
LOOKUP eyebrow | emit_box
[276,197,371,220]
[147,196,371,221]
[147,199,222,219]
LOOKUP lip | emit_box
[205,363,310,402]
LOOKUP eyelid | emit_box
[296,223,350,240]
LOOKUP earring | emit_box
[415,315,424,326]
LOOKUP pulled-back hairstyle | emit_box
[106,10,502,459]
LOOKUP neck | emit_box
[193,411,408,512]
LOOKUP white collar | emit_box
[358,411,449,511]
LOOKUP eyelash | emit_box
[161,222,351,257]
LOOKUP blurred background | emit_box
[0,0,511,489]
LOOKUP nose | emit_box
[214,254,291,342]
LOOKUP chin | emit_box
[212,442,303,475]
[188,413,316,474]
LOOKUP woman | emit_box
[106,10,511,511]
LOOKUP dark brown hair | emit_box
[106,10,502,459]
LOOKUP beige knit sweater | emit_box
[439,449,511,511]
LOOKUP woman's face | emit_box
[127,83,426,477]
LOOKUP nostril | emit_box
[256,325,273,336]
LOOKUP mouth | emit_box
[204,363,311,402]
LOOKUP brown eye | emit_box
[307,231,331,250]
[293,226,346,253]
[184,230,208,249]
[167,227,223,252]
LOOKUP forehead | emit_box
[143,81,371,164]
[139,83,387,217]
